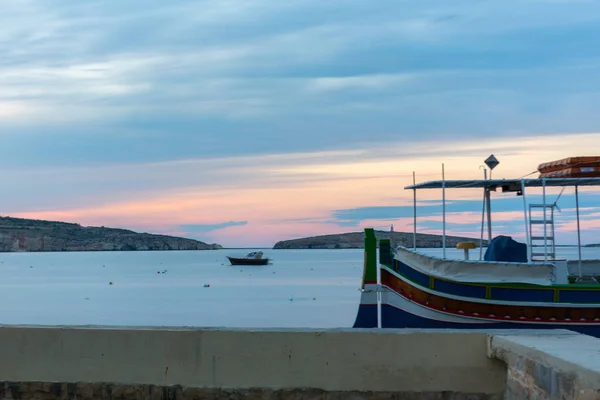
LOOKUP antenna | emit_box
[552,187,566,213]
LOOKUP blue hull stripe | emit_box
[560,289,600,303]
[353,304,600,338]
[395,259,430,287]
[393,259,600,304]
[434,279,486,298]
[491,287,555,302]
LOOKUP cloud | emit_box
[306,74,414,93]
[180,221,248,233]
[331,198,523,224]
[3,1,600,246]
[4,1,600,136]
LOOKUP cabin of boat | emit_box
[353,156,600,338]
[227,251,270,266]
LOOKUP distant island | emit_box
[273,230,487,249]
[0,216,221,252]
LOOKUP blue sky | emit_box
[2,0,600,246]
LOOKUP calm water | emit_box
[0,247,598,328]
[0,249,364,328]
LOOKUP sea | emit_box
[0,247,598,328]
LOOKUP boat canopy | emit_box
[395,246,555,285]
[405,177,600,191]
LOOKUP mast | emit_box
[413,171,417,250]
[479,168,487,260]
[542,178,548,262]
[484,155,499,244]
[575,185,583,278]
[521,179,531,262]
[376,260,382,328]
[442,164,446,259]
[485,183,492,242]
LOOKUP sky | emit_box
[2,0,600,247]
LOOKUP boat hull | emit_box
[352,228,600,338]
[227,257,269,266]
[353,297,600,338]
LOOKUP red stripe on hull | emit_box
[378,268,600,323]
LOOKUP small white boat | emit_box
[227,251,270,266]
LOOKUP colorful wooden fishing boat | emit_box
[353,157,600,337]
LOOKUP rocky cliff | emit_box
[273,230,486,249]
[0,216,221,252]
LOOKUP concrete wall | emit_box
[2,325,600,399]
[489,330,600,400]
[0,325,506,399]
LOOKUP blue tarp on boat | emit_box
[484,235,528,263]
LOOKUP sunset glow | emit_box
[5,132,600,246]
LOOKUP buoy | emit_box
[109,282,113,285]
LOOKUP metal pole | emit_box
[376,261,382,328]
[442,164,446,259]
[521,179,530,262]
[486,193,492,242]
[479,168,487,260]
[542,178,548,262]
[575,186,583,278]
[413,171,417,251]
[485,183,492,243]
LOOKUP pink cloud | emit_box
[418,211,525,225]
[557,218,600,232]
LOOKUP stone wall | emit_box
[0,382,500,400]
[489,331,600,400]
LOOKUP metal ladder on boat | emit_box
[528,203,556,261]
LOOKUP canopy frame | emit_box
[407,176,594,266]
[405,177,600,191]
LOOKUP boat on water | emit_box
[227,251,270,266]
[353,156,600,338]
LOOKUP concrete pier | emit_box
[490,331,600,399]
[0,325,596,399]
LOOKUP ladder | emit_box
[528,203,556,261]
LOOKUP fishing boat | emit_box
[353,155,600,338]
[227,251,270,266]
